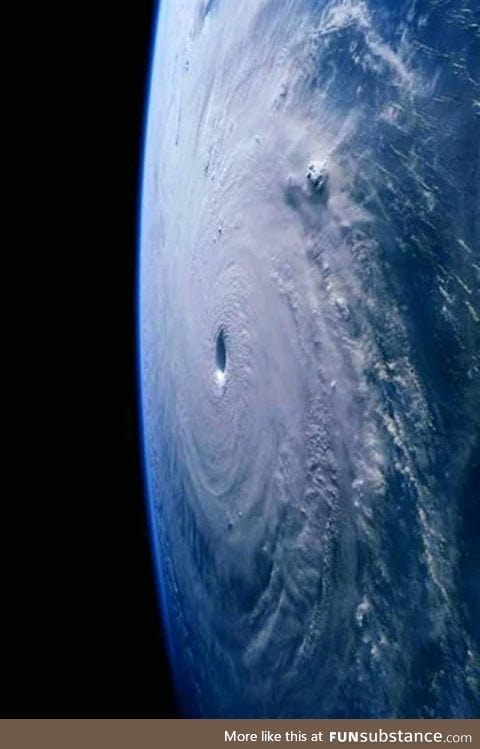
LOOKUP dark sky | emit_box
[2,0,178,717]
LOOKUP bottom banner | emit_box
[1,719,479,749]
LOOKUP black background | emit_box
[2,0,179,717]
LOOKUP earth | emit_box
[139,0,480,718]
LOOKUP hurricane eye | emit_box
[215,329,227,374]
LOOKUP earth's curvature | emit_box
[139,0,480,718]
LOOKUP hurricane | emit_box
[140,0,480,717]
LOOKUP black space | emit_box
[2,1,179,717]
